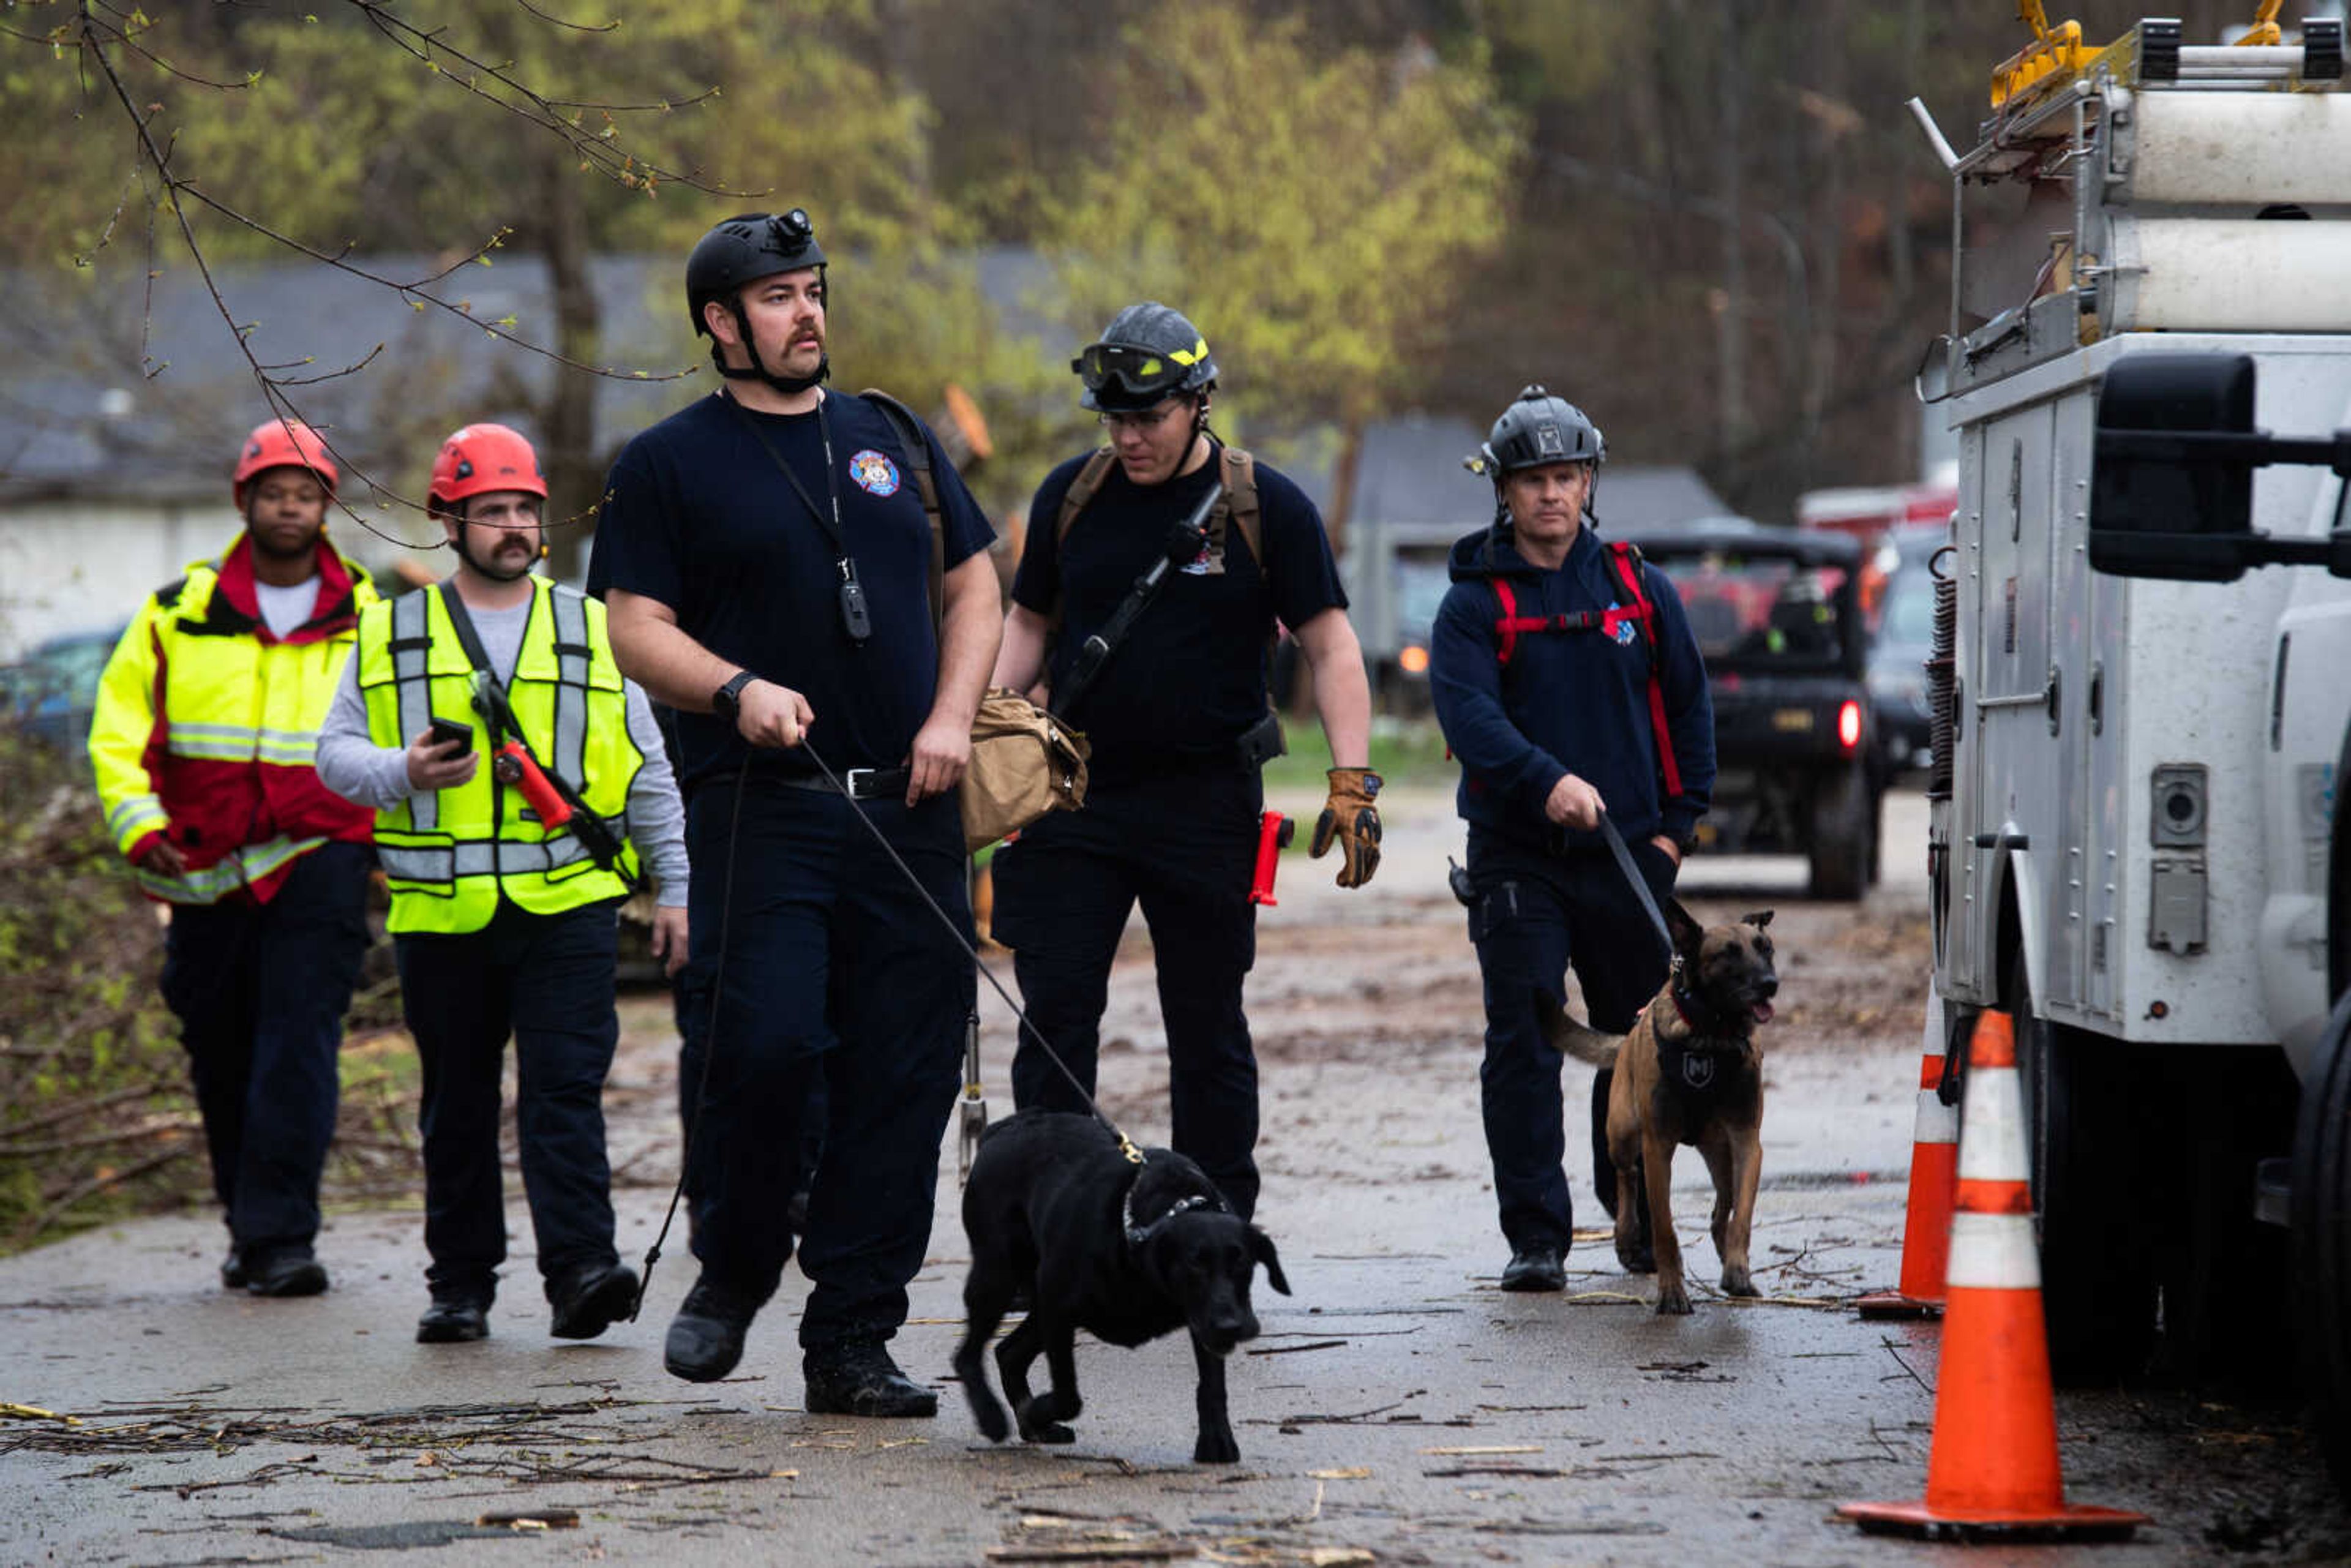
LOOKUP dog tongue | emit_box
[1751,1000,1775,1024]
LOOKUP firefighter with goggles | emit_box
[988,301,1378,1224]
[89,418,379,1299]
[1429,386,1715,1292]
[316,422,689,1347]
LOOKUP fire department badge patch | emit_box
[849,449,901,497]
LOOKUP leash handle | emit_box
[1597,812,1676,968]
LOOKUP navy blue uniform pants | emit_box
[991,765,1263,1220]
[396,898,623,1301]
[1464,828,1678,1253]
[680,779,970,1351]
[159,840,370,1262]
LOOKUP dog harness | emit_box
[1491,539,1684,798]
[1659,985,1745,1095]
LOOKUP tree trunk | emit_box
[1715,0,1749,482]
[536,135,602,585]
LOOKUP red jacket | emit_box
[90,533,378,904]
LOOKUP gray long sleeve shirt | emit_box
[315,587,689,908]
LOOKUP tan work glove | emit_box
[1310,767,1383,889]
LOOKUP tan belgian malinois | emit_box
[1539,904,1779,1315]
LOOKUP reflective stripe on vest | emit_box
[356,579,640,934]
[135,834,325,905]
[375,828,625,883]
[387,590,440,833]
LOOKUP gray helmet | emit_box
[1073,301,1218,411]
[686,209,826,337]
[1472,384,1606,479]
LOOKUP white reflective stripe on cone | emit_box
[1944,1209,2042,1290]
[1957,1066,2028,1182]
[1914,1089,1959,1145]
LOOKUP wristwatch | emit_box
[711,670,760,724]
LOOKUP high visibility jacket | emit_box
[90,534,378,905]
[354,579,643,935]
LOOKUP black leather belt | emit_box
[776,766,912,801]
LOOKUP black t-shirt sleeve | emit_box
[1254,465,1348,629]
[587,438,683,609]
[1010,457,1086,615]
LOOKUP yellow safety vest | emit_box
[356,579,642,934]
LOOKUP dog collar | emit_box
[1122,1187,1220,1248]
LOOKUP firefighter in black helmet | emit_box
[1430,386,1715,1292]
[591,208,1001,1416]
[987,301,1379,1223]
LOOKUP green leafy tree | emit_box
[2,1,1053,569]
[1034,4,1522,540]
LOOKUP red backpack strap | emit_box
[1492,579,1521,667]
[1603,541,1684,798]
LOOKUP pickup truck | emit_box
[1630,520,1879,898]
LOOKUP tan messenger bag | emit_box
[962,688,1089,853]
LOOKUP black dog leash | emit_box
[797,738,1147,1166]
[1597,811,1675,967]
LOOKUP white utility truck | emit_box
[1911,4,2351,1467]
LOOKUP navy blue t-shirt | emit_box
[1012,443,1346,784]
[590,389,994,786]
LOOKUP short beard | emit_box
[246,516,320,563]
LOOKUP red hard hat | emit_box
[429,423,548,512]
[233,418,338,509]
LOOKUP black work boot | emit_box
[219,1248,248,1291]
[1499,1242,1566,1293]
[803,1340,938,1418]
[245,1249,329,1298]
[549,1262,640,1341]
[664,1276,757,1382]
[416,1294,491,1344]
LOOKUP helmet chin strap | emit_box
[721,300,830,397]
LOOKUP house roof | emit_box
[0,255,691,505]
[1347,411,1729,533]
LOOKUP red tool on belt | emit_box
[1250,811,1294,906]
[493,742,572,826]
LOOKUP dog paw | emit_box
[1014,1397,1076,1445]
[965,1392,1009,1443]
[1720,1266,1757,1298]
[1617,1244,1656,1275]
[1193,1431,1240,1465]
[1655,1283,1693,1316]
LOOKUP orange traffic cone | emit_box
[1839,1008,2146,1542]
[1857,988,1957,1320]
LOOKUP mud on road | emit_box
[4,786,2349,1565]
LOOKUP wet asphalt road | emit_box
[4,787,2345,1565]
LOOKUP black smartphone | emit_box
[426,716,474,753]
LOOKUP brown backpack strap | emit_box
[858,388,944,637]
[1216,446,1261,567]
[1055,447,1120,547]
[1046,447,1121,636]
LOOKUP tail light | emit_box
[1837,699,1864,751]
[1398,643,1430,675]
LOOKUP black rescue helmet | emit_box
[1073,301,1218,411]
[1469,384,1606,479]
[686,209,826,337]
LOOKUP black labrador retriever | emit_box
[955,1111,1290,1463]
